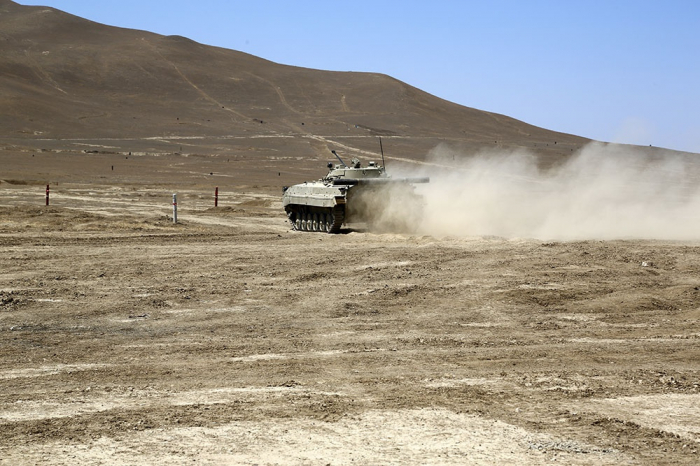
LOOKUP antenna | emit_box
[379,137,386,169]
[331,150,347,167]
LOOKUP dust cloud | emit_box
[385,143,700,240]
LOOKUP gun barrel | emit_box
[332,177,430,186]
[331,150,347,167]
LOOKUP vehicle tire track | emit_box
[142,39,249,120]
[24,50,67,95]
[244,72,301,115]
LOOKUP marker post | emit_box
[172,194,178,224]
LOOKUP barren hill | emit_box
[1,0,590,164]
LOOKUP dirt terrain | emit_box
[1,148,699,465]
[2,2,698,464]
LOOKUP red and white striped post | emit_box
[45,184,49,206]
[215,187,218,207]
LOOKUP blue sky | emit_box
[17,0,700,153]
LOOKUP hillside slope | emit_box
[0,0,592,162]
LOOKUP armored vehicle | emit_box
[283,149,429,233]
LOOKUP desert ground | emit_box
[1,148,699,465]
[3,2,698,464]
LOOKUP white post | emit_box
[172,193,178,224]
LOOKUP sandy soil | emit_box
[1,173,699,465]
